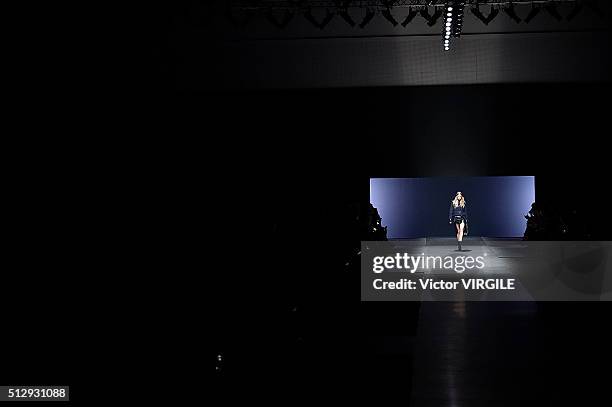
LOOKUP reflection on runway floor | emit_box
[409,301,538,406]
[389,237,525,275]
[369,238,612,405]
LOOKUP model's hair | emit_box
[452,192,466,208]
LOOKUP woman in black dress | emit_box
[449,191,468,251]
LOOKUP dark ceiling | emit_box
[218,0,610,38]
[148,1,612,89]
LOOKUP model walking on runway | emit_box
[449,191,468,251]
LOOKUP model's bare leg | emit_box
[454,223,460,250]
[458,221,465,242]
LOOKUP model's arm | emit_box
[463,206,468,221]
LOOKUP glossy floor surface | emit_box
[217,238,612,405]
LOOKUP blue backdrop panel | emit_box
[370,176,535,238]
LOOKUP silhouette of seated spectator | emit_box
[524,202,546,240]
[524,202,589,240]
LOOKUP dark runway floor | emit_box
[406,300,611,406]
[375,238,611,405]
[410,301,540,406]
[217,237,612,405]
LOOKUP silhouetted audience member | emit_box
[365,203,388,241]
[341,202,387,267]
[524,202,546,240]
[524,202,589,240]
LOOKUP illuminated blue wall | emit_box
[370,176,535,238]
